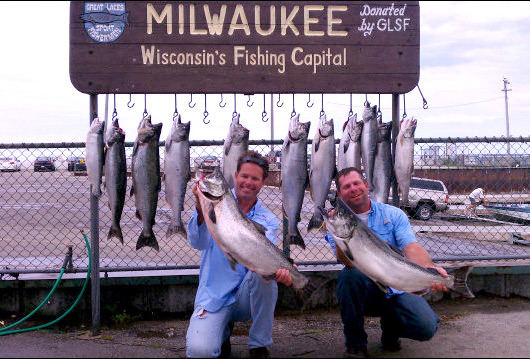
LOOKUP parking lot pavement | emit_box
[1,295,529,358]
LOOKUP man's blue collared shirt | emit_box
[325,200,416,297]
[187,189,279,313]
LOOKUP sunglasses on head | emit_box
[240,155,268,168]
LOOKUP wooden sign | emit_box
[70,1,419,94]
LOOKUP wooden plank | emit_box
[70,1,420,94]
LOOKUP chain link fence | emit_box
[0,137,529,276]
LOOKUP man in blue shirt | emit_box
[326,167,449,358]
[186,151,293,359]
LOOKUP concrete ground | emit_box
[1,294,529,358]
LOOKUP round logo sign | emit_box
[80,2,128,43]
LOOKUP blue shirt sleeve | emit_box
[187,208,211,250]
[391,207,417,250]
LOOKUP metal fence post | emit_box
[89,94,101,335]
[391,93,400,207]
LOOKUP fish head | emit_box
[288,114,311,141]
[89,118,105,134]
[198,168,230,201]
[137,116,163,143]
[107,124,125,144]
[401,117,417,137]
[351,119,363,141]
[319,114,334,138]
[377,122,392,142]
[319,198,360,241]
[362,103,377,123]
[170,115,190,142]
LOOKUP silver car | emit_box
[0,156,22,172]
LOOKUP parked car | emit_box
[67,156,87,171]
[404,177,449,220]
[0,156,22,172]
[34,156,56,172]
[194,156,220,172]
[326,176,449,221]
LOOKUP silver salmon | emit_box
[372,121,393,204]
[197,168,309,290]
[223,113,249,189]
[337,113,363,172]
[394,117,417,205]
[320,198,474,298]
[131,115,163,251]
[308,114,336,232]
[360,103,378,192]
[281,114,311,249]
[104,117,127,243]
[86,118,105,197]
[164,114,191,238]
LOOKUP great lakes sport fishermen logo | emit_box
[80,2,128,43]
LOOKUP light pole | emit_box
[501,77,511,154]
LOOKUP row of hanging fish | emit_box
[282,102,417,250]
[86,114,192,251]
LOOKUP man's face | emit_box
[337,171,371,213]
[234,162,266,202]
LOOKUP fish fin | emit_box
[288,230,306,250]
[448,266,475,298]
[250,219,267,235]
[224,137,232,156]
[343,246,355,263]
[130,184,135,197]
[314,135,320,152]
[208,205,216,224]
[225,252,238,271]
[108,225,124,244]
[164,140,171,152]
[136,231,159,251]
[135,209,142,220]
[259,274,274,284]
[343,140,349,153]
[161,172,165,182]
[374,281,390,293]
[307,213,324,232]
[411,288,431,296]
[388,243,405,257]
[166,223,187,239]
[305,172,310,189]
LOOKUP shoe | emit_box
[219,337,231,358]
[381,335,401,351]
[344,346,369,358]
[249,346,270,358]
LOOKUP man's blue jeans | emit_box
[337,267,439,350]
[186,270,278,358]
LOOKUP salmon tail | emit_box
[107,225,124,244]
[288,228,306,250]
[136,231,159,251]
[295,274,335,312]
[449,266,475,298]
[166,223,187,239]
[307,213,324,232]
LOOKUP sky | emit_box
[1,1,529,145]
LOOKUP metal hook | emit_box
[112,94,118,120]
[246,94,254,107]
[348,94,353,117]
[291,94,297,117]
[364,94,369,107]
[276,94,283,107]
[417,85,429,109]
[173,94,179,120]
[233,93,238,117]
[188,94,196,108]
[402,94,407,120]
[219,94,227,108]
[320,93,325,117]
[143,94,148,119]
[127,94,135,108]
[377,94,382,122]
[307,93,314,108]
[262,94,269,122]
[203,94,210,124]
